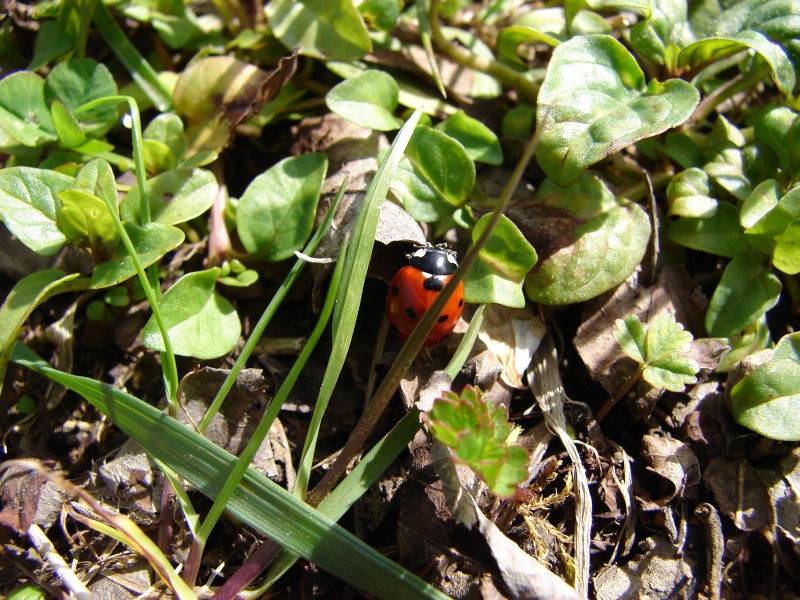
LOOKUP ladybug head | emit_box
[407,245,458,276]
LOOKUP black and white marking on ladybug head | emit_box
[407,245,458,276]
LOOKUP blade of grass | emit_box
[92,2,172,112]
[293,108,423,499]
[11,343,449,600]
[198,178,348,432]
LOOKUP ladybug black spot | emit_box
[391,285,400,297]
[437,314,449,323]
[405,307,417,319]
[458,298,464,307]
[423,277,444,291]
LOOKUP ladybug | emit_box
[386,245,465,346]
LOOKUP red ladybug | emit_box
[386,245,465,346]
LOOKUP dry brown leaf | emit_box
[477,304,545,390]
[639,434,700,509]
[704,457,770,532]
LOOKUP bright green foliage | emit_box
[524,174,651,305]
[391,126,475,222]
[614,314,699,393]
[120,168,218,226]
[326,71,403,131]
[237,153,327,261]
[426,386,529,498]
[6,583,47,600]
[731,332,800,441]
[143,268,241,359]
[464,215,537,308]
[666,167,717,218]
[435,110,503,165]
[536,34,699,186]
[266,0,371,62]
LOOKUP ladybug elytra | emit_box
[386,246,465,346]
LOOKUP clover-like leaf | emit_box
[325,70,403,131]
[614,313,699,392]
[143,268,241,359]
[523,174,651,305]
[425,386,529,498]
[730,332,800,441]
[464,215,537,308]
[237,153,327,261]
[536,34,699,186]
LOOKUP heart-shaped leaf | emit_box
[536,34,699,186]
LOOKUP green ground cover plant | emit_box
[1,0,799,598]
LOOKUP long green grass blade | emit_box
[11,343,449,600]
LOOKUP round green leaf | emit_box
[536,34,699,186]
[120,168,218,226]
[731,332,800,441]
[143,112,187,163]
[706,252,782,338]
[0,71,57,149]
[237,153,327,261]
[90,222,185,288]
[464,214,537,308]
[390,126,475,222]
[435,110,503,165]
[668,201,745,258]
[266,0,371,62]
[666,167,717,218]
[326,71,403,131]
[143,268,241,359]
[0,167,72,255]
[524,174,651,304]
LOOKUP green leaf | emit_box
[704,146,751,200]
[679,31,796,97]
[661,131,706,169]
[754,105,800,179]
[90,222,185,288]
[0,270,81,394]
[731,332,800,441]
[51,100,86,149]
[464,214,537,308]
[426,387,529,498]
[142,268,241,359]
[666,167,717,218]
[496,26,560,67]
[266,0,371,62]
[536,34,699,186]
[435,110,503,165]
[629,0,694,68]
[0,167,72,255]
[391,126,475,222]
[29,21,74,71]
[358,0,401,31]
[237,153,327,261]
[325,71,403,131]
[0,71,57,150]
[119,168,218,226]
[614,313,699,392]
[141,139,176,174]
[524,174,651,304]
[143,112,186,163]
[745,185,800,274]
[44,58,119,137]
[58,189,120,262]
[706,252,782,338]
[667,201,745,258]
[741,179,781,229]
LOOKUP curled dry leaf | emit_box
[477,304,545,389]
[639,434,700,510]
